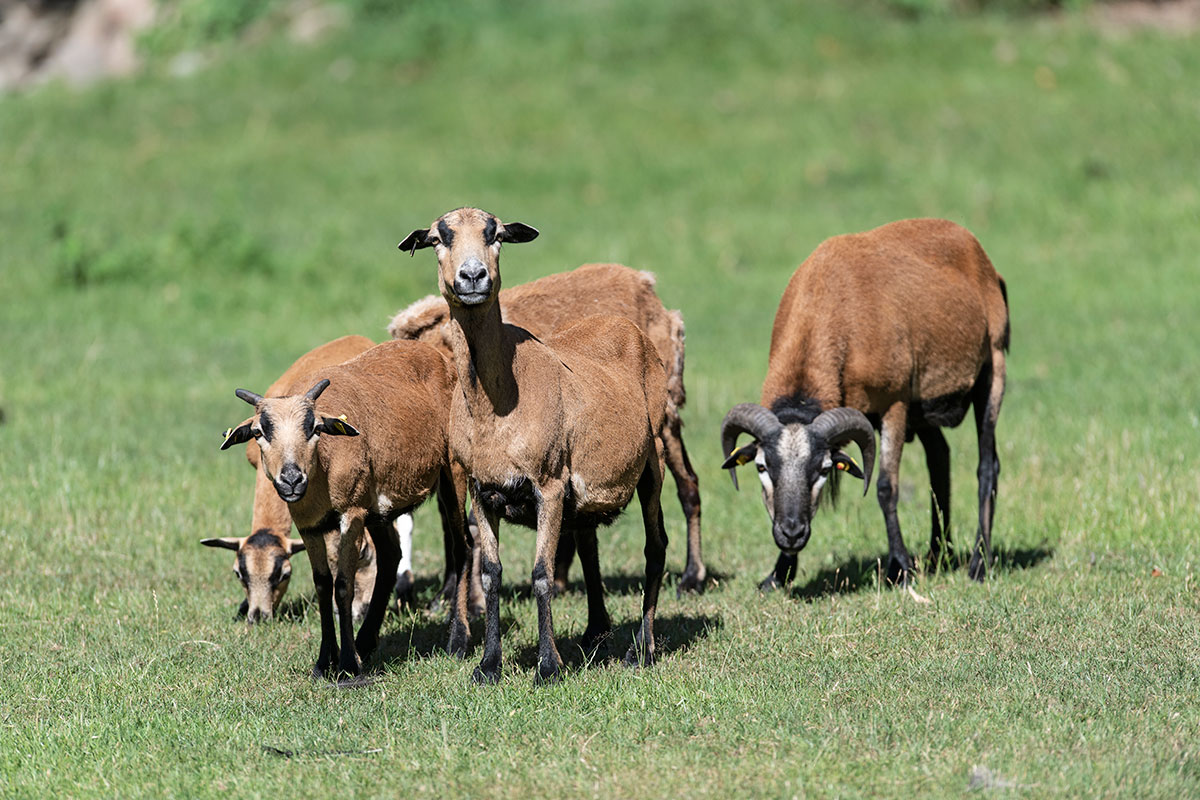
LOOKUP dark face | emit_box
[751,427,837,554]
[398,207,538,308]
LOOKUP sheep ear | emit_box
[287,538,306,555]
[398,228,432,255]
[201,537,242,551]
[316,416,360,437]
[832,451,864,480]
[499,222,539,243]
[721,441,758,471]
[220,419,256,450]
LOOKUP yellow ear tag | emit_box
[222,428,233,439]
[338,414,348,422]
[836,461,847,471]
[729,449,754,467]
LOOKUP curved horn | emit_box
[305,379,331,403]
[808,408,876,494]
[235,389,264,407]
[720,403,783,490]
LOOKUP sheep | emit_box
[202,335,376,624]
[720,218,1009,588]
[399,207,670,685]
[219,339,472,678]
[387,263,705,596]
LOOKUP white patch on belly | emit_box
[339,514,352,534]
[377,494,393,514]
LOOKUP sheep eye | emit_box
[819,465,832,477]
[756,463,767,474]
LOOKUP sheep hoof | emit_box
[967,551,988,582]
[622,645,655,669]
[447,623,470,659]
[394,570,416,611]
[758,573,782,592]
[580,624,611,654]
[886,554,914,587]
[472,664,500,685]
[676,567,707,596]
[535,659,563,685]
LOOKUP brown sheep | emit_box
[219,340,471,678]
[721,218,1008,588]
[388,263,705,595]
[202,335,375,624]
[399,207,670,685]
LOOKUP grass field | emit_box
[2,0,1199,796]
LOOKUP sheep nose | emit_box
[775,518,810,552]
[246,607,265,625]
[454,259,491,299]
[275,465,307,501]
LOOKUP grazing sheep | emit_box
[399,207,670,685]
[219,340,471,678]
[721,218,1009,588]
[388,263,706,596]
[202,335,375,624]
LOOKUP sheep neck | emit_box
[447,300,519,416]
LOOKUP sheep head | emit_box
[200,530,305,624]
[398,207,538,309]
[219,379,359,503]
[721,404,875,554]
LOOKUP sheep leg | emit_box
[662,419,706,596]
[392,513,415,611]
[877,404,913,586]
[355,516,399,665]
[334,511,366,676]
[918,427,953,572]
[470,495,504,685]
[437,465,472,658]
[760,552,798,591]
[301,526,339,679]
[625,456,668,668]
[574,523,611,653]
[970,351,1006,581]
[532,480,566,684]
[553,527,576,596]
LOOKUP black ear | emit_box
[832,451,864,480]
[499,222,539,244]
[287,538,306,555]
[201,537,242,551]
[721,441,759,491]
[220,421,256,450]
[398,228,432,255]
[316,416,360,437]
[721,441,758,471]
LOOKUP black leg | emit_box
[625,459,667,668]
[970,354,1005,581]
[355,518,399,663]
[878,406,913,586]
[760,552,797,591]
[553,527,576,596]
[574,524,611,653]
[663,416,706,596]
[918,427,953,572]
[471,506,503,685]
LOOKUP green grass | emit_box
[2,0,1199,796]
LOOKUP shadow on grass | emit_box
[787,544,1055,601]
[504,568,734,601]
[509,612,722,674]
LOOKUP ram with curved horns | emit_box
[722,218,1009,589]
